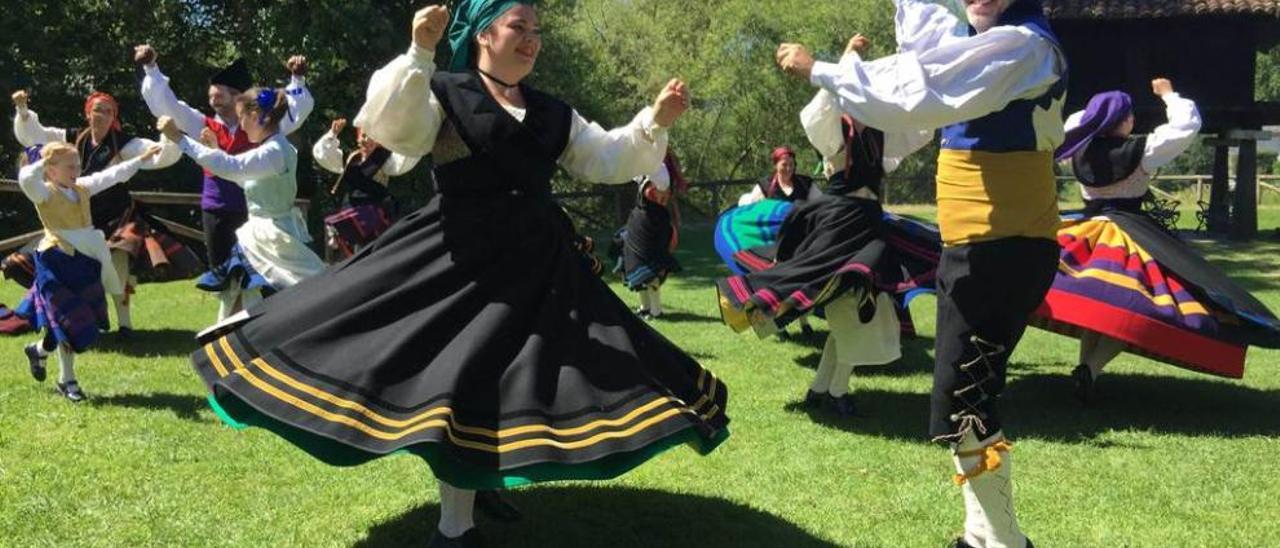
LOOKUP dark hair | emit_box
[236,87,289,131]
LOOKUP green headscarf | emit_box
[447,0,537,71]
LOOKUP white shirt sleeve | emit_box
[558,107,668,185]
[1141,93,1201,173]
[178,135,285,185]
[353,45,445,159]
[1063,110,1085,133]
[279,76,315,137]
[382,152,421,177]
[77,157,145,196]
[801,89,846,163]
[119,135,182,170]
[141,64,210,136]
[808,26,1063,134]
[737,186,765,207]
[17,160,52,204]
[895,0,968,55]
[800,72,931,176]
[646,163,672,192]
[13,108,71,147]
[312,130,346,174]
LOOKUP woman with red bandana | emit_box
[737,145,822,206]
[11,89,196,338]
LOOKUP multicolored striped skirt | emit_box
[716,195,939,334]
[713,199,794,275]
[1031,211,1280,378]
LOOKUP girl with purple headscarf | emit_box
[1030,79,1280,403]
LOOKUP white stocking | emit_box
[1080,332,1125,379]
[437,481,476,538]
[810,334,838,394]
[56,345,77,384]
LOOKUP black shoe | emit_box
[1071,364,1095,404]
[803,390,825,409]
[475,489,522,523]
[116,326,134,340]
[56,380,86,403]
[776,330,792,342]
[829,394,857,417]
[24,343,47,382]
[427,528,485,548]
[800,323,815,338]
[636,307,651,320]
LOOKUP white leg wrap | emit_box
[952,430,1025,548]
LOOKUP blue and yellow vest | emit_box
[936,13,1066,246]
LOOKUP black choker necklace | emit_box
[477,69,517,89]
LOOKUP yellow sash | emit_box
[936,149,1059,246]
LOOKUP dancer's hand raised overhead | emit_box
[776,43,815,80]
[133,44,157,66]
[653,79,690,128]
[413,5,451,50]
[845,34,870,56]
[286,55,308,77]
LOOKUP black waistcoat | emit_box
[74,128,136,231]
[758,174,814,203]
[337,146,393,206]
[828,123,886,197]
[429,72,573,199]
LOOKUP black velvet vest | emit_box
[1072,136,1147,188]
[337,146,393,206]
[828,123,886,198]
[74,128,136,231]
[429,72,573,199]
[757,174,814,203]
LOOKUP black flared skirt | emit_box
[192,193,729,489]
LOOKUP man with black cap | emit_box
[134,45,314,319]
[776,0,1066,546]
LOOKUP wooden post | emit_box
[1231,139,1258,240]
[1207,143,1232,233]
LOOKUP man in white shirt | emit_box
[776,1,1066,546]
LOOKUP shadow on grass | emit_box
[786,368,1280,444]
[354,486,839,548]
[651,310,722,325]
[93,328,199,358]
[88,392,208,422]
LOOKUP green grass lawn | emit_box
[2,213,1279,547]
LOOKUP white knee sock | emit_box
[638,289,652,312]
[217,287,240,322]
[240,288,263,310]
[113,295,133,329]
[437,481,476,538]
[1084,335,1125,379]
[56,345,76,384]
[827,363,855,398]
[810,335,838,393]
[953,431,1025,548]
[648,286,663,316]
